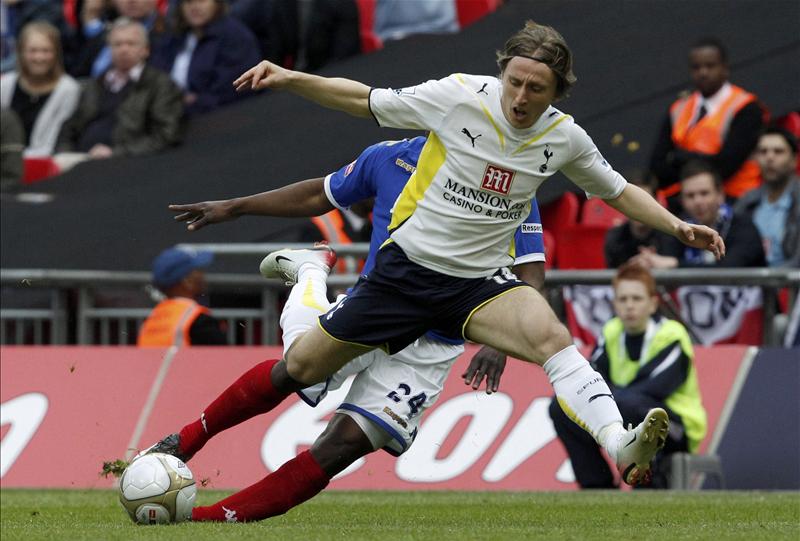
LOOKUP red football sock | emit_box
[191,450,330,522]
[178,359,287,458]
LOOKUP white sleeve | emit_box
[323,173,347,211]
[560,123,627,199]
[369,75,460,132]
[513,252,546,265]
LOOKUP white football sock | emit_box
[543,345,624,459]
[280,266,331,354]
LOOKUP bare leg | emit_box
[464,288,627,464]
[285,324,373,385]
[310,414,376,476]
[464,286,572,365]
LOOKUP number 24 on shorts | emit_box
[386,383,427,417]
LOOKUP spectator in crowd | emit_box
[138,246,227,346]
[604,170,671,268]
[1,0,68,73]
[55,18,183,165]
[634,160,766,269]
[62,0,115,76]
[373,0,459,42]
[68,0,167,78]
[734,127,799,268]
[649,37,766,204]
[151,0,259,115]
[549,263,707,489]
[228,0,297,68]
[0,106,24,190]
[0,21,80,156]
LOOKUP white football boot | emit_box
[259,244,338,285]
[615,407,670,486]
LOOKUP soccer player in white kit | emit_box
[151,21,725,519]
[232,18,723,481]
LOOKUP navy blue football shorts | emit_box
[317,242,532,354]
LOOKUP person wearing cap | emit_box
[137,247,227,346]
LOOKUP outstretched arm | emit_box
[605,183,726,259]
[233,60,372,118]
[169,178,333,231]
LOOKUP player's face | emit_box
[613,279,657,334]
[756,134,797,186]
[500,56,558,129]
[689,46,728,97]
[680,173,724,227]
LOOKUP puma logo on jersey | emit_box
[539,144,554,173]
[481,164,515,195]
[477,83,489,95]
[461,128,482,147]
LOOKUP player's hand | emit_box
[168,200,236,231]
[675,222,726,260]
[233,60,288,92]
[462,346,507,394]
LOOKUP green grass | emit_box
[1,489,798,541]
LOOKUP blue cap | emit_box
[152,247,214,289]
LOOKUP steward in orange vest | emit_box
[650,38,767,201]
[138,248,227,347]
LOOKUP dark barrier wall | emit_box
[2,0,798,272]
[716,347,800,489]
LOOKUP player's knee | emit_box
[538,322,573,359]
[285,350,323,385]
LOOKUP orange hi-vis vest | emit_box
[311,209,361,274]
[666,85,762,198]
[137,297,210,347]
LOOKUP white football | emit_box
[118,453,196,525]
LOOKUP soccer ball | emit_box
[118,453,196,525]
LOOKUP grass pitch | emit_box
[1,489,798,541]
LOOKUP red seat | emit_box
[581,198,626,228]
[541,191,580,230]
[542,230,555,270]
[540,192,580,267]
[455,0,503,28]
[556,225,608,269]
[22,157,60,184]
[355,0,382,53]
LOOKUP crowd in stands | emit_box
[0,4,796,348]
[0,0,502,188]
[550,38,798,275]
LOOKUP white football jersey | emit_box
[369,73,626,277]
